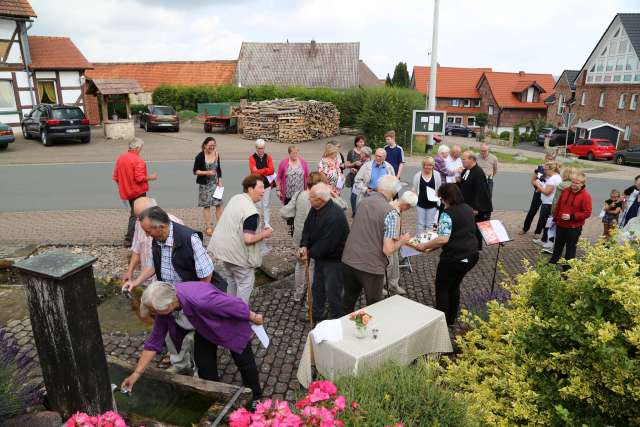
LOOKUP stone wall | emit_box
[103,120,135,140]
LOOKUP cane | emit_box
[304,257,314,327]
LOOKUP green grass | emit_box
[333,360,478,427]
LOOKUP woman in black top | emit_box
[193,137,224,236]
[414,183,479,326]
[344,135,367,216]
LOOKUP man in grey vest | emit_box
[342,175,411,313]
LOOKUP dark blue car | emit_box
[0,122,15,150]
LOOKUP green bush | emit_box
[499,130,511,140]
[440,239,640,426]
[512,127,521,143]
[178,110,198,122]
[152,84,424,134]
[334,360,477,427]
[130,104,145,116]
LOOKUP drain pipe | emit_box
[19,21,37,109]
[210,386,245,426]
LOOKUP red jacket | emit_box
[553,187,592,228]
[112,150,149,200]
[248,153,275,188]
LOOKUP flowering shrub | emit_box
[66,411,128,427]
[348,309,372,328]
[229,380,363,426]
[0,328,41,419]
[440,240,640,425]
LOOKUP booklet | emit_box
[251,325,270,349]
[213,186,224,200]
[477,220,511,245]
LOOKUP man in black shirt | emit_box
[300,183,350,322]
[459,151,493,250]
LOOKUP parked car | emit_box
[445,124,476,137]
[614,146,640,166]
[21,104,90,146]
[536,128,575,146]
[139,105,179,132]
[567,138,616,161]
[0,122,15,150]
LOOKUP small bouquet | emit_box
[349,309,372,328]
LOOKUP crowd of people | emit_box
[112,131,628,403]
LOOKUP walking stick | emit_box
[304,257,314,327]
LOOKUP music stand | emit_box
[477,220,512,294]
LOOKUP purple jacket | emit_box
[276,157,309,202]
[144,281,252,354]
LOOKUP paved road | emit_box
[0,160,630,214]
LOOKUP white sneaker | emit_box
[542,247,553,254]
[390,285,407,295]
[532,239,544,246]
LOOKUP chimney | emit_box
[310,39,317,57]
[518,71,525,76]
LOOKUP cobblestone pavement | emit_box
[0,207,605,402]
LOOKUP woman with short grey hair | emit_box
[121,280,264,402]
[412,156,442,233]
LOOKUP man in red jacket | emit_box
[248,139,275,228]
[113,138,157,245]
[550,171,592,267]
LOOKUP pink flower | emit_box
[295,396,310,409]
[254,399,273,414]
[229,408,251,427]
[308,387,330,403]
[334,395,346,411]
[308,380,337,397]
[351,401,359,409]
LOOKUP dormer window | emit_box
[518,85,538,103]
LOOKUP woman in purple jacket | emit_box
[121,281,263,401]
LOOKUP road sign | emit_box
[562,112,576,128]
[412,110,446,135]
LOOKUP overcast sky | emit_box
[30,0,638,79]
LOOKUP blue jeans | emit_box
[416,206,439,233]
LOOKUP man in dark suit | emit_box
[459,151,493,250]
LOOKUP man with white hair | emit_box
[385,190,418,295]
[353,147,395,203]
[248,138,275,228]
[476,143,499,197]
[342,175,411,312]
[112,138,157,246]
[444,145,463,183]
[299,183,350,323]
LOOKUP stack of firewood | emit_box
[240,99,340,143]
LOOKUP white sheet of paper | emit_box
[267,173,277,184]
[425,186,439,202]
[427,123,434,131]
[336,175,345,190]
[401,245,422,258]
[213,186,224,200]
[311,319,343,344]
[489,220,510,242]
[421,116,428,123]
[434,116,440,124]
[251,325,270,349]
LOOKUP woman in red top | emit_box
[550,171,592,267]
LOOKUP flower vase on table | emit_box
[349,309,372,339]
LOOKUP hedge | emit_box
[152,84,424,148]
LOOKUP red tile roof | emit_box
[412,66,492,98]
[28,36,92,70]
[479,71,555,109]
[86,61,237,92]
[0,0,36,18]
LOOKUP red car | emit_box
[567,138,616,161]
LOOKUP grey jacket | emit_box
[353,160,395,203]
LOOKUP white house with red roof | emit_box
[0,0,91,127]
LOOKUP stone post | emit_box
[13,251,112,417]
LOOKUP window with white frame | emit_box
[581,92,586,106]
[557,94,564,114]
[463,99,471,107]
[624,125,631,141]
[619,93,626,109]
[599,92,605,107]
[631,94,638,110]
[586,24,639,85]
[0,80,16,111]
[580,127,587,138]
[488,105,494,115]
[467,116,476,127]
[451,99,460,107]
[474,99,480,107]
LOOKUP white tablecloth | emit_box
[296,295,453,387]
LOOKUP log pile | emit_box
[240,99,340,143]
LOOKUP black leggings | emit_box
[522,191,542,232]
[549,226,581,266]
[193,332,262,400]
[536,204,552,240]
[435,253,479,326]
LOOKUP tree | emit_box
[391,62,411,88]
[385,74,392,87]
[475,112,488,128]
